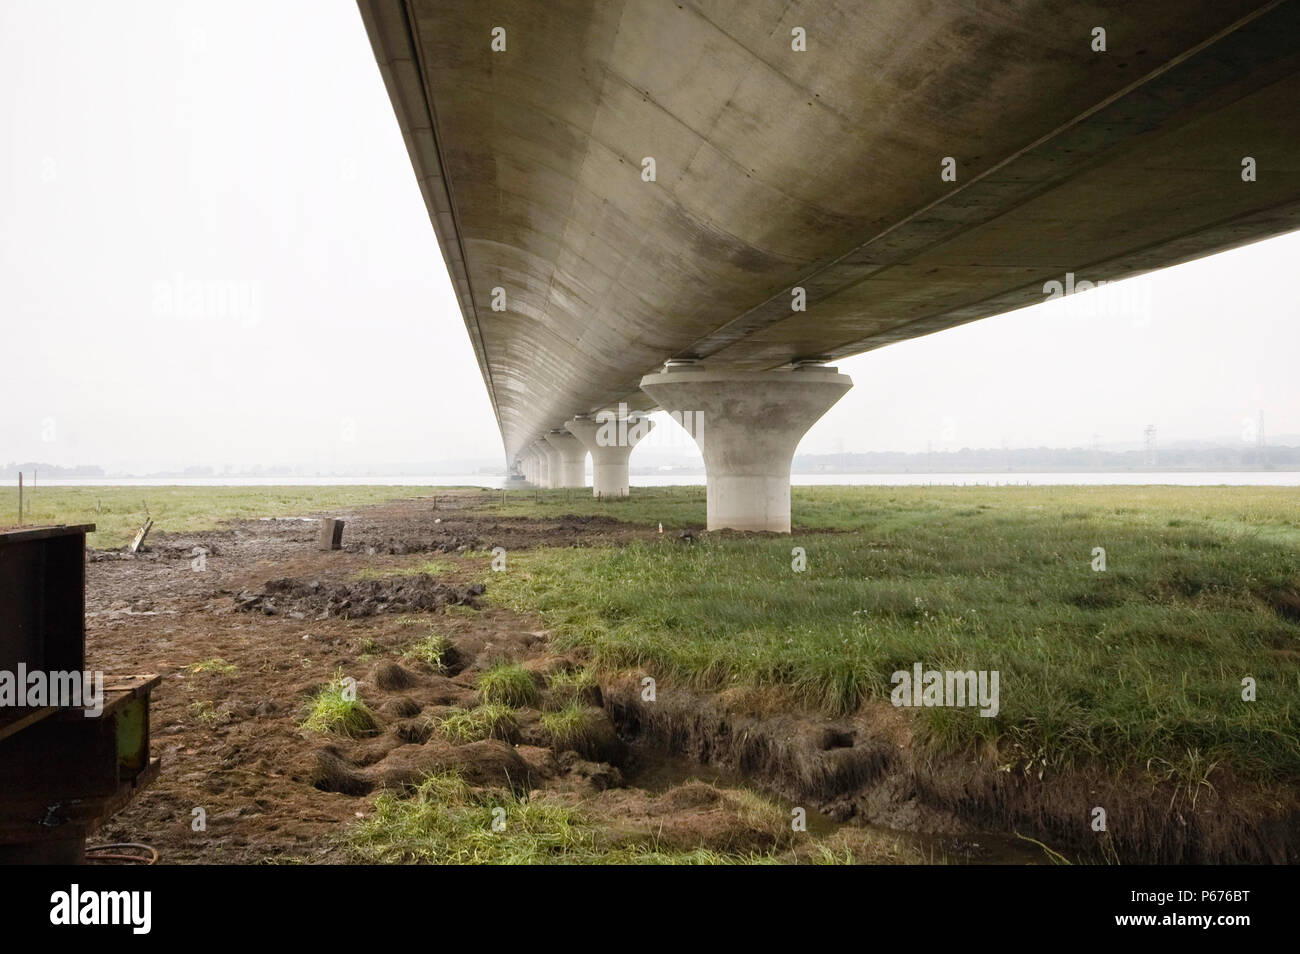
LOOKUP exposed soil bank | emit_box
[602,677,1300,864]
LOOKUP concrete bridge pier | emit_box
[532,441,556,488]
[639,366,853,533]
[544,429,587,488]
[566,412,655,498]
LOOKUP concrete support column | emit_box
[533,441,556,488]
[543,429,587,488]
[506,458,526,487]
[565,412,655,498]
[639,366,852,532]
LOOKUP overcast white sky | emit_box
[2,0,1297,473]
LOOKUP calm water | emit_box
[26,471,1300,488]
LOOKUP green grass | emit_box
[404,632,454,672]
[546,667,598,704]
[436,704,519,743]
[302,670,377,738]
[472,483,1300,541]
[489,485,1300,783]
[0,485,448,549]
[477,662,540,707]
[347,772,826,865]
[539,702,591,749]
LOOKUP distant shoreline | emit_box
[13,471,1300,488]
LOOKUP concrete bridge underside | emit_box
[359,0,1300,527]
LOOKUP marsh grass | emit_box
[489,486,1300,782]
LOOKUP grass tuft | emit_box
[477,662,540,707]
[539,702,590,749]
[436,704,518,743]
[302,670,377,738]
[405,632,453,672]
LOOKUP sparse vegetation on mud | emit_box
[0,484,448,548]
[347,771,862,865]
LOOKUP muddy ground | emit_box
[86,492,930,864]
[85,492,1291,864]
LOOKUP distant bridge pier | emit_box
[532,441,557,488]
[566,412,655,498]
[544,429,587,488]
[639,366,852,533]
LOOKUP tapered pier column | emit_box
[639,366,852,532]
[566,412,655,498]
[544,429,587,488]
[532,441,556,488]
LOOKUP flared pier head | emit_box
[565,411,655,498]
[543,429,588,489]
[639,366,853,532]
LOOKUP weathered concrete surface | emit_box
[641,367,853,531]
[360,1,1300,460]
[533,441,556,488]
[544,430,588,488]
[566,414,655,498]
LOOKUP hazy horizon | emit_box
[4,0,1299,476]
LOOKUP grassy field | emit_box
[484,485,1300,785]
[0,484,450,548]
[11,482,1299,787]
